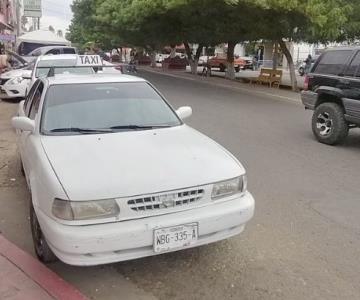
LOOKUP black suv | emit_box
[301,47,360,145]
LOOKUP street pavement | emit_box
[1,70,360,300]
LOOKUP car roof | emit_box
[324,46,360,52]
[30,46,75,53]
[36,54,78,62]
[45,74,147,86]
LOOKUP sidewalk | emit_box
[0,234,88,300]
[140,66,301,104]
[152,64,305,89]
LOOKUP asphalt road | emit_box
[1,70,360,300]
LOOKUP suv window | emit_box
[63,48,76,54]
[314,50,352,75]
[47,49,61,55]
[29,82,44,119]
[345,51,360,77]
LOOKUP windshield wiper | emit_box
[50,127,113,134]
[110,125,171,130]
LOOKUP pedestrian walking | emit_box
[304,54,312,74]
[252,55,258,71]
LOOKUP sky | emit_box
[40,0,73,34]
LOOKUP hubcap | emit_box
[316,112,333,136]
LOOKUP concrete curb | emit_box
[0,235,88,300]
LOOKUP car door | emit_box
[18,80,40,117]
[20,80,44,179]
[341,51,360,121]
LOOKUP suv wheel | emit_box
[30,202,58,263]
[312,102,349,145]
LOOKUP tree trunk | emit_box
[272,41,278,70]
[279,39,298,92]
[150,51,156,68]
[184,42,203,75]
[225,41,236,80]
[170,44,176,58]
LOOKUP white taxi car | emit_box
[26,54,97,95]
[12,68,254,266]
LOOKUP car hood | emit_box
[41,125,244,200]
[1,69,31,79]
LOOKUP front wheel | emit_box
[235,66,240,72]
[219,64,226,72]
[30,203,58,263]
[312,102,349,145]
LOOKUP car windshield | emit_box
[41,82,181,135]
[35,59,94,77]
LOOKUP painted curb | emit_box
[0,235,88,300]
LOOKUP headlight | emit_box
[9,77,24,85]
[211,176,247,199]
[52,198,120,220]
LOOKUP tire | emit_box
[235,66,240,72]
[312,102,349,145]
[298,67,304,76]
[30,202,58,263]
[219,64,226,72]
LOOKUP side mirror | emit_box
[11,116,35,132]
[176,106,192,120]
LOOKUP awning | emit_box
[16,30,71,46]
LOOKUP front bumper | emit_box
[37,192,255,266]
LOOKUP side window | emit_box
[24,81,40,116]
[63,48,76,54]
[47,49,61,55]
[314,50,352,75]
[344,52,360,77]
[28,82,44,120]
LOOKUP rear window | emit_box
[314,50,352,75]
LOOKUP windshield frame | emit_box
[40,81,183,136]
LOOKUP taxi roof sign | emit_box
[77,55,103,67]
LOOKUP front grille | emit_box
[128,189,205,212]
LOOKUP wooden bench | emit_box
[251,68,283,88]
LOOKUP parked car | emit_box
[12,63,254,266]
[208,54,246,72]
[22,46,77,63]
[0,52,34,100]
[198,55,214,66]
[26,54,95,95]
[301,47,360,145]
[298,56,319,76]
[240,56,254,70]
[156,53,170,63]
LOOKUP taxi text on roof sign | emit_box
[77,55,103,67]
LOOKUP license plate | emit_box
[154,223,198,253]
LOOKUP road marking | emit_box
[141,68,302,105]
